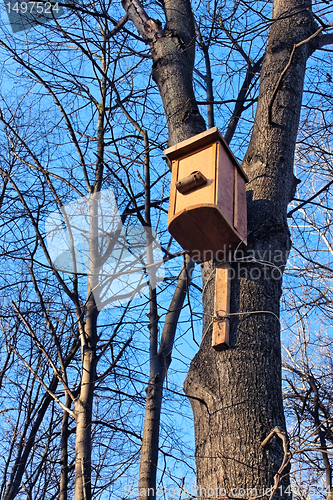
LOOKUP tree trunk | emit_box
[60,394,71,500]
[74,301,98,500]
[122,0,206,146]
[184,0,317,494]
[73,178,101,500]
[73,61,106,499]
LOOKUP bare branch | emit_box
[106,13,128,39]
[287,179,333,217]
[268,27,324,125]
[9,345,75,419]
[262,427,291,500]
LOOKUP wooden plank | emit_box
[168,205,243,263]
[168,209,211,263]
[216,142,234,227]
[167,160,179,225]
[233,166,238,231]
[165,127,222,160]
[212,264,231,350]
[233,170,247,242]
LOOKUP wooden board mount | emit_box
[212,264,231,350]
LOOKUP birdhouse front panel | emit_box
[173,145,216,214]
[165,127,248,263]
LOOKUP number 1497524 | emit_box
[5,2,59,14]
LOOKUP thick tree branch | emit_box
[224,56,263,145]
[121,0,163,43]
[316,33,333,49]
[262,427,291,500]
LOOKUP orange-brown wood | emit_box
[168,205,242,262]
[165,127,248,182]
[216,142,234,227]
[166,127,248,263]
[212,264,231,350]
[174,146,215,214]
[234,170,247,236]
[168,159,178,223]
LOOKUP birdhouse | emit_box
[165,127,248,263]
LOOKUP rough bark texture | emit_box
[184,0,317,494]
[151,15,206,145]
[122,0,206,145]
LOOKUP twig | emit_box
[268,27,324,125]
[9,345,75,418]
[106,13,128,39]
[262,426,291,500]
[287,179,333,217]
[12,301,75,402]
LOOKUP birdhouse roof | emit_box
[164,127,248,182]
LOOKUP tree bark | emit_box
[74,300,98,500]
[122,0,206,146]
[60,394,72,500]
[74,58,106,499]
[184,0,318,494]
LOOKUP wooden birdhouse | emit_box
[165,127,248,264]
